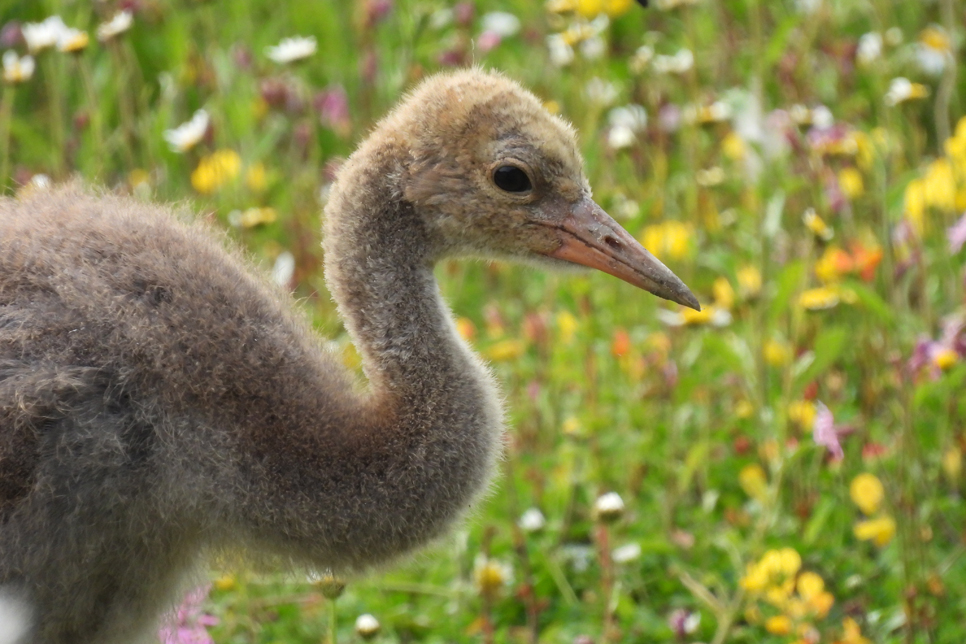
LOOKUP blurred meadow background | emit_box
[2,0,966,642]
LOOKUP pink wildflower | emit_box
[813,401,844,460]
[949,212,966,253]
[158,585,218,644]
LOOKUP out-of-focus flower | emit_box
[640,220,692,261]
[2,51,34,84]
[163,110,210,153]
[763,338,791,367]
[850,473,884,515]
[547,0,579,12]
[546,33,575,66]
[658,305,731,327]
[271,251,295,288]
[191,149,241,194]
[584,77,619,105]
[485,339,525,361]
[838,167,864,199]
[355,613,381,640]
[481,12,520,37]
[245,163,267,192]
[22,16,67,53]
[949,212,966,253]
[628,44,653,73]
[916,26,952,76]
[474,555,513,597]
[606,104,647,149]
[813,401,843,460]
[667,609,700,638]
[229,206,277,228]
[315,85,351,137]
[803,208,834,241]
[576,0,633,18]
[739,464,768,502]
[788,400,816,428]
[556,311,579,344]
[97,11,133,42]
[712,276,735,310]
[907,313,966,380]
[740,548,801,594]
[854,515,896,546]
[737,266,762,299]
[794,0,821,14]
[942,447,962,481]
[765,615,792,635]
[885,77,929,106]
[815,246,852,284]
[518,507,546,532]
[592,491,625,522]
[684,101,731,125]
[266,36,316,64]
[158,585,218,644]
[798,286,840,310]
[56,27,88,53]
[836,617,872,644]
[856,32,882,66]
[612,542,642,563]
[652,48,693,74]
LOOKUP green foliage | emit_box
[2,0,966,643]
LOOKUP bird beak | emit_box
[541,198,700,310]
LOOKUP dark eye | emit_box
[493,165,532,193]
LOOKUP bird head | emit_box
[378,69,699,310]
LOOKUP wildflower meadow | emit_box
[2,0,965,643]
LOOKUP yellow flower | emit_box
[815,246,853,284]
[904,177,927,235]
[854,515,896,546]
[455,317,476,342]
[923,158,957,211]
[474,555,513,597]
[246,163,267,192]
[788,400,816,428]
[796,571,824,599]
[765,615,792,635]
[933,348,958,370]
[735,399,754,419]
[737,265,762,299]
[764,338,792,367]
[213,574,236,591]
[486,339,526,362]
[712,277,735,310]
[640,221,693,261]
[577,0,632,17]
[942,446,962,481]
[238,207,277,228]
[920,26,951,52]
[57,28,89,53]
[722,131,745,161]
[798,287,840,310]
[838,167,864,199]
[837,617,872,644]
[680,305,725,326]
[803,208,833,241]
[556,311,579,345]
[850,473,884,515]
[128,168,150,189]
[739,464,768,502]
[191,149,242,194]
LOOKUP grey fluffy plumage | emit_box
[0,69,695,643]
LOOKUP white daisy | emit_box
[163,109,210,153]
[266,36,317,64]
[97,11,134,42]
[22,16,68,54]
[480,12,520,38]
[2,51,35,84]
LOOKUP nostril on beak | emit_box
[603,235,621,251]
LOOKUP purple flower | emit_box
[948,211,966,253]
[158,585,218,644]
[813,401,843,460]
[314,85,351,136]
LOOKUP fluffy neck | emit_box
[262,149,504,570]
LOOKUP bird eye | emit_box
[492,165,532,193]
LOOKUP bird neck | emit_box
[303,161,503,569]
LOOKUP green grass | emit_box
[2,0,965,642]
